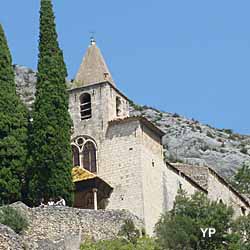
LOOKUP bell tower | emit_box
[68,38,130,145]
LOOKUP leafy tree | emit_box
[28,0,73,205]
[231,162,250,194]
[155,191,235,250]
[0,24,28,204]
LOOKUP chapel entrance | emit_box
[72,167,113,210]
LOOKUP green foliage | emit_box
[231,215,250,249]
[0,24,28,204]
[240,147,248,155]
[231,162,250,194]
[129,100,143,111]
[80,237,157,250]
[230,214,250,250]
[28,0,73,205]
[206,131,215,138]
[0,206,28,233]
[118,219,140,244]
[223,129,233,135]
[80,220,157,250]
[155,191,235,250]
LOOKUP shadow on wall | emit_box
[162,170,169,211]
[105,121,138,140]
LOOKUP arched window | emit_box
[116,96,122,117]
[71,136,97,173]
[80,93,91,120]
[82,141,97,173]
[72,145,80,166]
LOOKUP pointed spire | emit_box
[74,38,115,87]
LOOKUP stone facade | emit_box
[173,163,250,217]
[68,41,250,235]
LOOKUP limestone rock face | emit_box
[14,65,37,110]
[14,65,250,177]
[0,202,143,250]
[131,105,250,177]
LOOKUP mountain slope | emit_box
[15,65,250,177]
[130,104,250,177]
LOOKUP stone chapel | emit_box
[69,38,250,235]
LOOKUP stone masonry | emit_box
[0,202,143,250]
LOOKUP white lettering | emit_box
[201,228,208,238]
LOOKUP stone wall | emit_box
[162,165,199,211]
[140,126,164,235]
[0,202,143,250]
[100,120,145,221]
[207,171,249,217]
[0,224,25,250]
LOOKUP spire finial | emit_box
[89,31,96,46]
[90,36,96,46]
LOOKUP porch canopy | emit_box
[72,167,113,210]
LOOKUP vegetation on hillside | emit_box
[80,191,250,250]
[155,191,234,250]
[81,219,157,250]
[0,206,28,233]
[0,24,28,205]
[230,162,250,195]
[27,0,73,205]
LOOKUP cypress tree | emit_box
[28,0,73,205]
[0,24,28,204]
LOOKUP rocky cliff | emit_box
[14,66,250,177]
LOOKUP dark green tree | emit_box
[155,191,236,250]
[0,24,28,204]
[231,162,250,194]
[28,0,73,205]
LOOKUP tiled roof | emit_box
[72,166,96,183]
[172,163,209,190]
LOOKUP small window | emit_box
[116,96,122,117]
[80,93,91,120]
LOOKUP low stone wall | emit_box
[0,202,143,250]
[0,224,24,250]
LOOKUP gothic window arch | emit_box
[80,93,91,120]
[72,145,80,167]
[71,136,97,173]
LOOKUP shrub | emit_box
[118,219,140,244]
[223,129,233,134]
[0,206,28,233]
[80,237,157,250]
[240,147,248,155]
[206,131,215,138]
[172,113,180,118]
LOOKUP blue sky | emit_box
[0,0,249,134]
